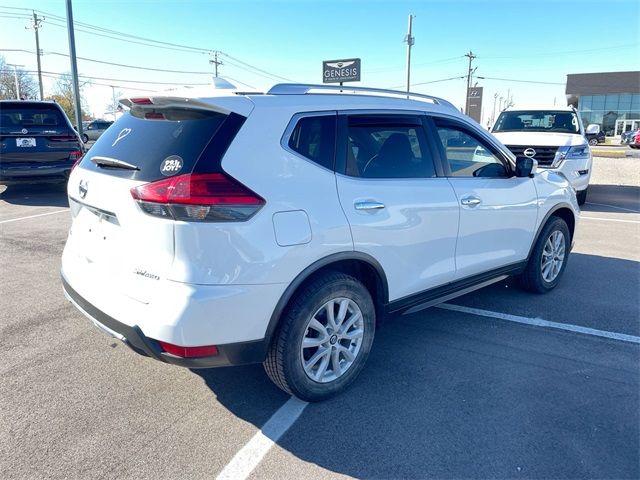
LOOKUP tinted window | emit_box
[346,116,435,179]
[493,110,580,134]
[436,124,508,178]
[78,107,231,181]
[287,115,336,170]
[0,103,67,135]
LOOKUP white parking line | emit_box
[0,209,68,225]
[437,303,640,344]
[585,202,640,214]
[216,396,309,480]
[580,216,640,224]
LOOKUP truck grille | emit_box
[504,145,559,167]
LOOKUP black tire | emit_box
[264,271,376,402]
[82,134,89,143]
[588,138,598,146]
[519,216,570,294]
[576,188,587,205]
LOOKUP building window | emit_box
[618,94,633,111]
[591,95,605,110]
[580,95,592,110]
[604,95,619,111]
[631,94,640,110]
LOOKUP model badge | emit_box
[78,179,88,199]
[523,148,536,158]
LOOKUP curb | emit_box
[591,149,628,158]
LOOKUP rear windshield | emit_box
[493,110,580,134]
[0,103,68,135]
[78,107,230,182]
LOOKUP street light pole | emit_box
[65,0,83,137]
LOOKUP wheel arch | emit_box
[527,203,576,261]
[262,252,389,350]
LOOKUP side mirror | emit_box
[515,156,537,178]
[585,124,600,135]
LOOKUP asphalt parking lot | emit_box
[1,156,638,479]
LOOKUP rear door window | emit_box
[345,115,436,179]
[78,108,236,182]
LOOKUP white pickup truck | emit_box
[492,106,592,205]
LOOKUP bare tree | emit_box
[0,55,38,100]
[46,73,90,124]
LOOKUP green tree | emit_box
[46,73,90,124]
[0,55,38,100]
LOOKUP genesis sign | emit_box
[322,58,361,84]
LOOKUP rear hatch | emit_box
[0,102,81,167]
[66,101,248,303]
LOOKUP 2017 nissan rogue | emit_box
[61,84,579,401]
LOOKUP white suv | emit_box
[61,84,579,401]
[491,106,592,205]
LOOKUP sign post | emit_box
[322,58,361,85]
[467,86,484,123]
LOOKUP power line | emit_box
[477,76,564,86]
[0,68,211,86]
[0,48,213,74]
[481,43,640,59]
[387,75,465,89]
[0,11,299,83]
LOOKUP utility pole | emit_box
[27,11,44,100]
[7,64,24,99]
[209,51,222,77]
[404,15,415,94]
[65,0,83,136]
[464,50,476,115]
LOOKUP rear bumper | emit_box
[1,161,74,184]
[61,275,269,368]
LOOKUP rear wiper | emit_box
[91,156,140,171]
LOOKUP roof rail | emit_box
[267,83,456,110]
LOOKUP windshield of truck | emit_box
[493,110,580,134]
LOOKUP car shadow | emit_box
[190,252,639,479]
[582,184,640,214]
[0,183,69,208]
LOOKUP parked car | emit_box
[492,106,592,205]
[585,124,605,146]
[82,120,113,143]
[621,129,639,146]
[0,100,84,184]
[629,129,640,149]
[61,84,579,401]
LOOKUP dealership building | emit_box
[566,71,640,136]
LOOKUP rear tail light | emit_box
[69,150,84,171]
[130,172,265,222]
[158,341,219,358]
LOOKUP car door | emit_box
[335,113,460,302]
[429,116,538,280]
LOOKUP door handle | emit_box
[354,201,385,211]
[460,196,481,207]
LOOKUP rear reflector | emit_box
[158,341,219,358]
[130,172,265,222]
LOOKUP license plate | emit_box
[16,138,36,147]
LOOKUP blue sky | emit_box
[1,0,638,124]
